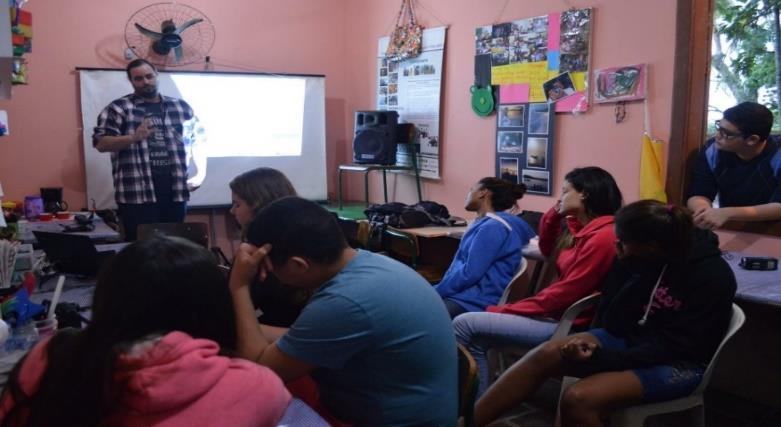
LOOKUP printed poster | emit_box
[377,26,446,179]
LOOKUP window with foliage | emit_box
[710,0,781,132]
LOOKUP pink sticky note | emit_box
[499,84,530,104]
[555,91,588,112]
[548,13,561,51]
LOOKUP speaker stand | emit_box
[337,162,422,209]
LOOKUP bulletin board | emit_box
[475,8,592,113]
[495,100,556,195]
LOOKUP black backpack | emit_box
[364,200,456,229]
[364,201,464,250]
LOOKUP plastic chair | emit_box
[458,343,478,427]
[381,228,445,283]
[492,293,602,379]
[558,303,746,427]
[497,257,529,305]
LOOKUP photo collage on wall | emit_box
[495,101,556,195]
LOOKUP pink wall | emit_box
[340,0,781,257]
[341,0,678,216]
[0,0,350,206]
[0,0,778,257]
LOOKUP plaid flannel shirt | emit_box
[92,93,206,204]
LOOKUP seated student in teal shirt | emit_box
[228,197,457,426]
[435,177,536,318]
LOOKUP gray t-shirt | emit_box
[277,250,457,426]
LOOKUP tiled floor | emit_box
[486,379,781,427]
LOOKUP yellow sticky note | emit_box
[570,72,587,91]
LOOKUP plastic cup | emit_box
[34,318,57,340]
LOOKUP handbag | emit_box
[386,0,423,62]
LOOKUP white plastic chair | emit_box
[558,303,746,427]
[493,293,602,377]
[497,257,528,305]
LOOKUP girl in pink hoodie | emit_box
[0,236,293,427]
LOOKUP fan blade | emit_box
[135,23,163,40]
[174,46,183,63]
[175,18,204,35]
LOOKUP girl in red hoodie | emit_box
[0,236,294,427]
[453,167,623,395]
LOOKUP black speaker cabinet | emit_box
[353,110,399,165]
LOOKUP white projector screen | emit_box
[79,68,327,209]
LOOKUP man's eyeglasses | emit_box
[714,120,744,140]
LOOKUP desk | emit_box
[19,216,120,243]
[401,224,546,261]
[724,252,781,306]
[710,252,781,408]
[399,224,468,239]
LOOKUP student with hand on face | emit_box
[229,167,311,329]
[435,177,536,318]
[688,101,781,229]
[474,201,736,427]
[0,236,293,427]
[453,167,623,396]
[228,197,458,426]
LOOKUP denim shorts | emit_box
[588,328,707,403]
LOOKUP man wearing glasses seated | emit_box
[687,101,781,229]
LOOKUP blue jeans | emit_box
[118,202,187,241]
[453,311,558,396]
[588,328,707,402]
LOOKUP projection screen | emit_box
[79,68,326,209]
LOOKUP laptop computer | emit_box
[33,231,125,276]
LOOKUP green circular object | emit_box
[471,85,495,117]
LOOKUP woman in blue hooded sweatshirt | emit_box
[435,177,536,318]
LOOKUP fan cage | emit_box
[124,2,215,67]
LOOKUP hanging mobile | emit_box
[614,101,627,123]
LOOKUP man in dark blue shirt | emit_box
[687,102,781,229]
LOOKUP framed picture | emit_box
[526,137,548,169]
[543,72,577,103]
[528,103,550,135]
[594,63,647,103]
[498,105,525,128]
[497,131,524,153]
[522,169,550,194]
[499,157,520,183]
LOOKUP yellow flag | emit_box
[640,133,668,202]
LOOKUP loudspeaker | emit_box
[353,110,399,165]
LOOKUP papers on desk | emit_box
[0,240,19,289]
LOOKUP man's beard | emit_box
[137,85,158,99]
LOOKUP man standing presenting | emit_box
[93,59,206,241]
[687,101,781,229]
